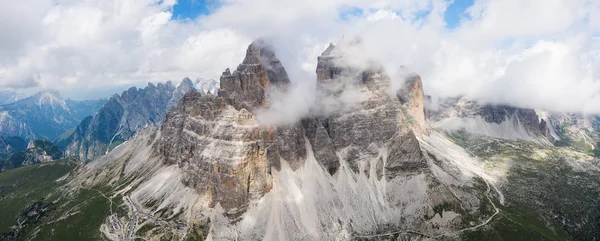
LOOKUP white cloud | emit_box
[475,36,600,113]
[0,0,599,114]
[463,0,588,41]
[0,0,247,99]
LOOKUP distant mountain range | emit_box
[0,78,218,165]
[0,91,106,142]
[0,91,26,105]
[194,78,219,95]
[0,135,27,159]
[429,96,600,156]
[0,139,62,172]
[0,91,104,170]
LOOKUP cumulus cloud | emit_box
[0,0,248,99]
[1,0,600,115]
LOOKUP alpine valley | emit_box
[0,39,598,241]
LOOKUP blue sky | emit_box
[171,0,476,28]
[444,0,475,28]
[171,0,213,20]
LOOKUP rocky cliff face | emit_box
[311,40,416,176]
[0,136,27,158]
[0,139,62,172]
[157,92,275,220]
[0,91,105,141]
[57,79,195,161]
[398,74,427,134]
[477,105,541,136]
[430,97,555,143]
[155,40,297,220]
[218,39,291,111]
[77,40,497,241]
[169,77,195,108]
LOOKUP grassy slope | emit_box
[461,206,567,241]
[0,160,76,234]
[446,131,600,240]
[30,189,113,241]
[0,160,120,241]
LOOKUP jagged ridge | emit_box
[56,79,196,161]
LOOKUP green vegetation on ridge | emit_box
[0,160,119,241]
[0,160,76,235]
[445,130,600,240]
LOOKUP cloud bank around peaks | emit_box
[1,0,600,114]
[254,37,411,126]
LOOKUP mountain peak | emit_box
[242,39,291,86]
[159,81,175,91]
[195,78,219,95]
[398,74,427,134]
[181,77,192,83]
[321,42,336,56]
[177,77,194,92]
[30,90,67,108]
[33,90,62,99]
[169,78,196,108]
[241,39,271,65]
[61,79,195,160]
[218,39,291,110]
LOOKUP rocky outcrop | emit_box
[150,39,491,239]
[540,112,599,150]
[428,97,600,148]
[155,40,302,219]
[310,40,425,175]
[316,43,342,82]
[218,40,292,111]
[477,105,541,136]
[301,119,337,173]
[430,97,555,143]
[169,77,195,108]
[242,39,291,87]
[218,65,269,111]
[385,131,428,179]
[272,124,307,170]
[157,92,275,219]
[0,139,62,172]
[539,118,557,143]
[57,79,195,161]
[398,74,427,134]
